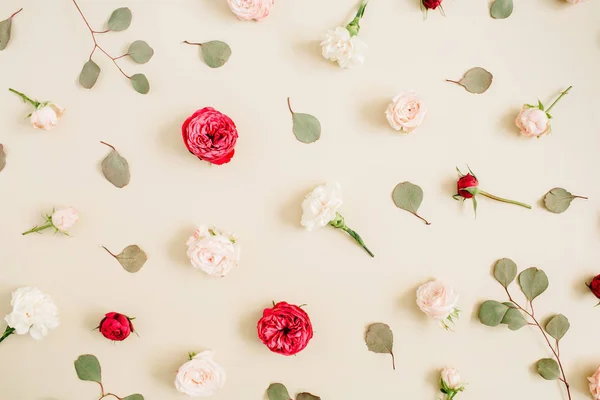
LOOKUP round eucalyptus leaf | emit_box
[201,40,232,68]
[107,7,132,31]
[449,67,493,94]
[478,300,509,327]
[537,358,560,380]
[0,18,12,51]
[130,73,150,94]
[545,314,570,341]
[491,0,513,19]
[128,40,154,64]
[494,258,517,288]
[501,303,527,331]
[519,267,549,302]
[544,187,586,214]
[79,60,101,89]
[266,383,291,400]
[100,142,130,188]
[292,113,321,144]
[74,354,102,383]
[0,144,6,172]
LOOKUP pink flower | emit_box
[385,92,427,133]
[589,366,600,400]
[566,0,582,3]
[182,107,238,165]
[257,301,313,356]
[515,107,550,137]
[227,0,274,21]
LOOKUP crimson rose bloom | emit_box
[588,275,600,299]
[182,107,238,165]
[457,173,479,199]
[257,302,313,356]
[422,0,443,9]
[98,312,134,341]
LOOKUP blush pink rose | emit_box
[515,107,550,137]
[385,92,427,133]
[227,0,274,21]
[257,301,313,356]
[182,107,238,165]
[589,366,600,400]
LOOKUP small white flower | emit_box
[186,226,240,277]
[416,280,459,329]
[441,368,464,390]
[175,351,226,397]
[51,207,79,232]
[4,287,59,340]
[30,103,65,130]
[301,182,343,231]
[320,27,367,69]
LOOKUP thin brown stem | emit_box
[93,29,109,34]
[183,40,203,46]
[113,54,129,60]
[100,141,115,151]
[572,195,588,200]
[9,8,23,19]
[287,97,294,114]
[102,246,116,258]
[446,79,460,85]
[98,381,105,396]
[96,46,130,79]
[100,394,122,400]
[411,212,431,225]
[391,351,396,370]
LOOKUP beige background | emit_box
[1,0,600,399]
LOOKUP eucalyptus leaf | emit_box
[494,258,518,288]
[130,73,150,94]
[122,395,144,400]
[103,245,147,273]
[297,393,321,400]
[201,41,232,68]
[100,141,130,188]
[128,40,154,64]
[79,60,101,89]
[365,322,395,370]
[0,18,12,51]
[501,303,528,330]
[519,267,549,302]
[266,383,292,400]
[490,0,513,19]
[107,7,132,32]
[0,144,6,172]
[537,358,560,380]
[392,182,431,225]
[287,98,321,144]
[74,354,101,383]
[478,300,509,327]
[447,67,493,94]
[545,314,570,341]
[544,187,587,214]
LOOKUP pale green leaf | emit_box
[501,303,527,330]
[267,383,292,400]
[100,142,130,188]
[297,393,321,400]
[122,395,143,400]
[365,323,395,370]
[478,300,509,327]
[74,354,101,383]
[544,187,586,214]
[128,40,154,64]
[392,182,431,225]
[292,113,321,144]
[537,358,560,380]
[0,144,6,172]
[108,7,132,32]
[519,267,549,302]
[494,258,517,288]
[79,60,101,89]
[0,18,12,51]
[201,40,232,68]
[103,245,147,273]
[449,67,493,94]
[545,314,570,341]
[130,73,150,94]
[490,0,513,19]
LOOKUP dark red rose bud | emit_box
[98,312,134,341]
[422,0,443,10]
[588,275,600,299]
[457,173,479,199]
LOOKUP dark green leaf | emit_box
[201,40,232,68]
[0,144,6,172]
[538,100,545,111]
[100,142,130,188]
[103,245,147,273]
[545,314,570,341]
[490,0,513,19]
[544,187,586,214]
[0,18,12,51]
[122,395,143,400]
[494,258,518,288]
[519,267,549,302]
[297,393,321,400]
[392,182,431,225]
[266,383,292,400]
[537,358,560,380]
[478,300,509,327]
[74,354,101,383]
[107,7,132,31]
[365,323,395,370]
[128,40,154,64]
[449,67,493,94]
[79,60,101,89]
[501,303,527,330]
[130,74,150,94]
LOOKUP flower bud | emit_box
[457,174,478,199]
[51,207,79,232]
[98,312,134,341]
[441,368,463,390]
[30,103,64,130]
[423,0,443,9]
[588,275,600,299]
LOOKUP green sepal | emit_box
[537,99,545,111]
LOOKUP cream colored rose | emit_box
[385,92,427,133]
[186,226,240,277]
[515,106,550,137]
[441,368,463,390]
[4,287,59,340]
[321,27,368,69]
[589,366,600,399]
[175,351,226,397]
[416,280,459,321]
[301,182,343,231]
[566,0,582,3]
[51,207,79,232]
[227,0,274,21]
[30,103,64,130]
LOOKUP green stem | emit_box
[346,1,368,36]
[8,88,40,108]
[546,86,573,113]
[0,326,15,344]
[340,226,375,257]
[479,190,531,209]
[22,222,53,235]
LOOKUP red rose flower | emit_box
[457,173,479,199]
[422,0,443,10]
[588,275,600,299]
[182,107,238,165]
[257,302,313,356]
[98,312,134,341]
